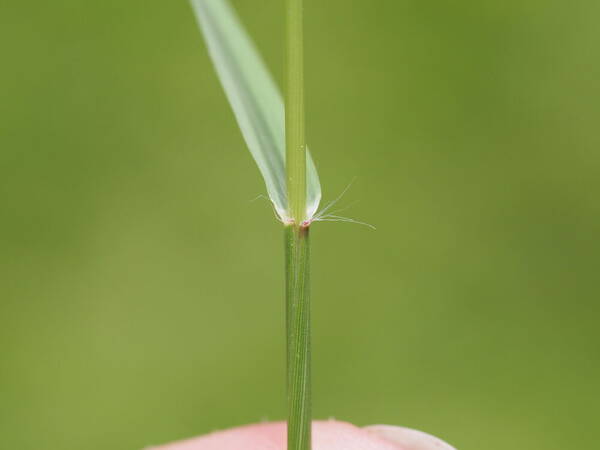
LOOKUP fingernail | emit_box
[365,425,456,450]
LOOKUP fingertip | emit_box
[148,421,455,450]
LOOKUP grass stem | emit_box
[285,1,311,449]
[285,0,306,224]
[285,224,311,450]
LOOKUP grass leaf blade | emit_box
[190,0,321,221]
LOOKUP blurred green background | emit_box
[2,0,599,449]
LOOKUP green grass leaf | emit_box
[191,0,321,222]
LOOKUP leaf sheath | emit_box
[285,225,311,450]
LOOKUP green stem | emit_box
[285,1,310,448]
[285,0,306,224]
[285,224,311,450]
